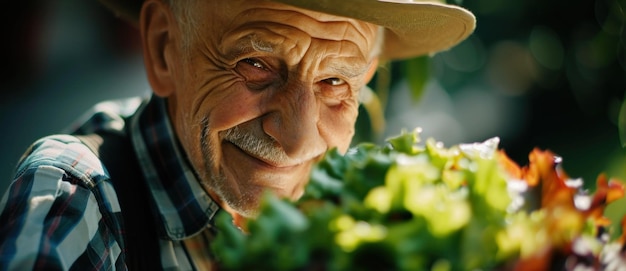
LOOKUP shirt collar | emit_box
[129,95,220,240]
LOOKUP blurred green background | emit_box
[355,0,626,182]
[0,0,624,224]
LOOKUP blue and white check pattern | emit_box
[0,95,220,270]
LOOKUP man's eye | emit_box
[235,58,276,90]
[323,78,346,86]
[242,58,265,70]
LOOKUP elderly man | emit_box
[0,0,474,269]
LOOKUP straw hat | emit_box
[98,0,476,60]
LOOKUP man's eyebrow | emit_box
[227,35,275,58]
[250,37,274,53]
[332,61,370,78]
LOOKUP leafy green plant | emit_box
[211,129,626,270]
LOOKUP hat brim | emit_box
[272,0,476,59]
[98,0,475,60]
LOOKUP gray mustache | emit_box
[222,125,298,166]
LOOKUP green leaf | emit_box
[403,56,430,102]
[387,128,422,154]
[618,97,626,147]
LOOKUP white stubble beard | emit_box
[199,117,260,218]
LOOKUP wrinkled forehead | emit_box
[200,0,380,60]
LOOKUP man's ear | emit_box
[140,0,177,97]
[364,58,380,83]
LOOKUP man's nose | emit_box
[262,83,327,162]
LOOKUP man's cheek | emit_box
[320,110,358,152]
[211,91,265,127]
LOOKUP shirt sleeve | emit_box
[0,137,125,270]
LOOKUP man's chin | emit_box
[223,184,303,218]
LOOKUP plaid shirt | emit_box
[0,95,221,270]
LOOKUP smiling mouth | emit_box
[225,140,301,169]
[220,140,311,200]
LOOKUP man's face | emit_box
[165,0,379,217]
